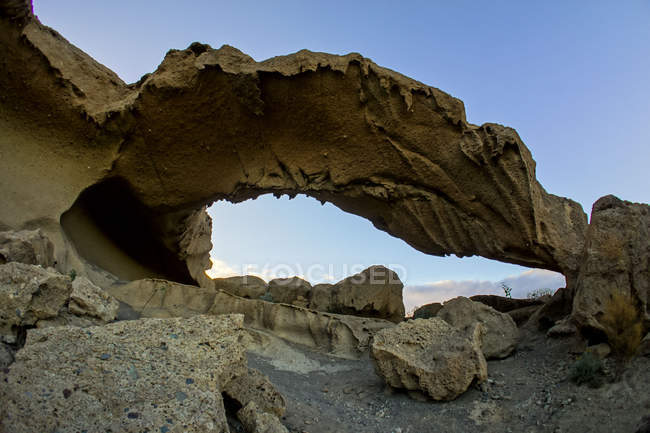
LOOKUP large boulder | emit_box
[571,195,650,340]
[0,314,247,433]
[268,276,311,305]
[237,401,289,433]
[212,275,268,299]
[208,289,394,359]
[310,266,405,323]
[0,229,54,268]
[371,318,487,401]
[0,262,71,343]
[437,296,518,359]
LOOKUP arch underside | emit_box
[0,17,588,284]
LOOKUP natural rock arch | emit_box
[0,13,587,290]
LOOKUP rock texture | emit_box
[311,265,404,323]
[0,314,247,433]
[212,275,268,299]
[571,196,649,339]
[469,294,546,313]
[107,279,217,318]
[371,318,487,401]
[0,229,54,268]
[0,12,588,291]
[68,276,119,322]
[237,401,289,433]
[268,277,312,305]
[437,296,519,359]
[223,368,286,417]
[0,262,71,343]
[208,290,394,359]
[412,302,443,319]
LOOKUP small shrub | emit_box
[527,288,553,299]
[501,283,512,298]
[569,352,604,387]
[68,269,77,282]
[600,292,643,359]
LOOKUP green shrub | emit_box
[569,352,604,387]
[68,269,77,282]
[501,283,512,298]
[527,288,553,299]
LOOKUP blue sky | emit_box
[36,1,649,310]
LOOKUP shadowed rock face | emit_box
[0,12,587,288]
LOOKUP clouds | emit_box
[403,269,565,314]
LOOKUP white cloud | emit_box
[403,268,565,315]
[204,258,239,279]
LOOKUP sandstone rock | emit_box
[507,304,542,326]
[437,296,518,359]
[0,19,588,299]
[268,277,311,305]
[0,229,54,268]
[223,368,286,417]
[412,302,442,319]
[0,262,71,343]
[0,341,14,368]
[526,286,573,331]
[320,266,405,323]
[571,195,649,340]
[469,294,546,313]
[208,290,394,359]
[371,318,487,401]
[546,318,578,338]
[639,333,650,357]
[586,343,611,360]
[0,314,247,433]
[309,283,334,311]
[237,401,289,433]
[68,276,119,322]
[178,207,215,289]
[213,275,268,299]
[107,279,217,318]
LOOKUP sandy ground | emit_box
[244,329,649,433]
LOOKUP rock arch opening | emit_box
[60,177,194,284]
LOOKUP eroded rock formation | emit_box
[0,11,588,295]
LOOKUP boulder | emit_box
[213,275,268,299]
[68,276,119,322]
[237,401,289,433]
[0,314,247,433]
[469,294,546,313]
[107,279,217,318]
[412,302,442,319]
[0,262,71,343]
[223,368,286,417]
[268,277,311,305]
[311,266,405,323]
[0,229,54,268]
[208,290,394,359]
[371,318,487,401]
[437,296,518,359]
[571,195,650,340]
